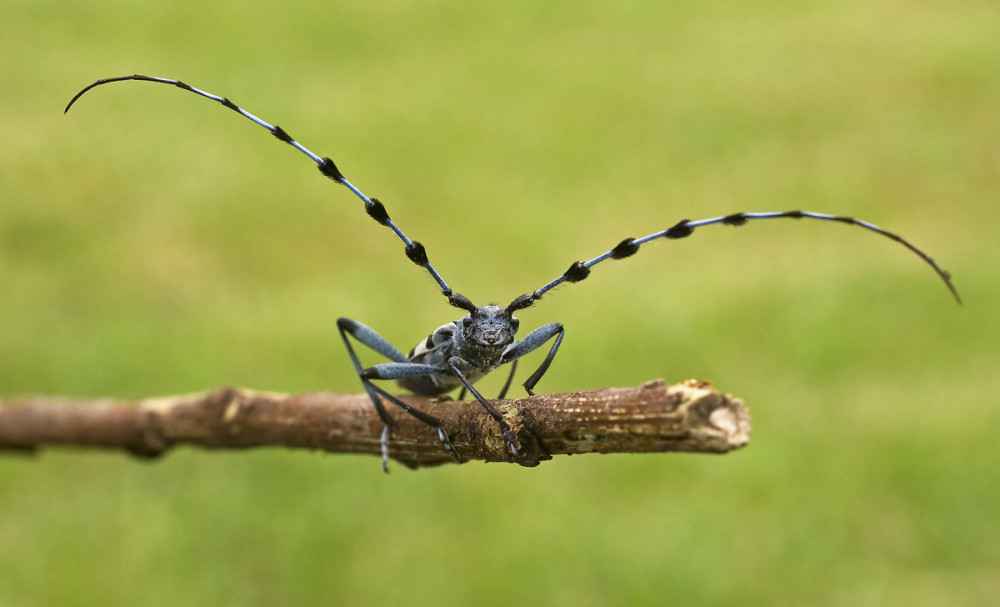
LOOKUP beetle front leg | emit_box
[447,357,520,457]
[501,323,565,395]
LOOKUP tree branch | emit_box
[0,379,749,469]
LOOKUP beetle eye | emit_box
[510,318,520,333]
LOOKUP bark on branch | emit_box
[0,379,749,469]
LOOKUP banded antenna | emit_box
[506,211,961,312]
[65,74,455,299]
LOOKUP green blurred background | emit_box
[1,1,997,605]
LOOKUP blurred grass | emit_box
[1,0,998,605]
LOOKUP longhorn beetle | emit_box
[66,74,961,470]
